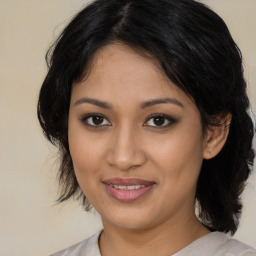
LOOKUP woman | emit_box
[38,0,256,255]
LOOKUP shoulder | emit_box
[49,230,102,256]
[175,232,256,256]
[217,234,256,256]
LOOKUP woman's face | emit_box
[68,43,208,230]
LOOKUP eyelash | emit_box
[80,113,177,128]
[80,113,111,128]
[144,113,177,128]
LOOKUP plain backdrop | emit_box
[0,1,255,255]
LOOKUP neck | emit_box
[99,214,210,256]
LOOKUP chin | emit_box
[100,207,160,231]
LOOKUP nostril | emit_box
[105,146,146,171]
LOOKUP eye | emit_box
[144,114,176,128]
[81,113,111,127]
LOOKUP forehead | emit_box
[87,43,167,85]
[71,42,194,108]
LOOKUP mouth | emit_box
[102,178,156,202]
[109,184,148,190]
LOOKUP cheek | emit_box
[68,135,105,208]
[68,120,103,187]
[150,124,204,186]
[69,139,101,178]
[68,129,112,211]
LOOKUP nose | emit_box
[105,124,147,171]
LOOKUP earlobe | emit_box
[203,113,232,160]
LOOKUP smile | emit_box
[103,178,156,202]
[109,184,146,190]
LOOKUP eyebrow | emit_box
[140,98,184,109]
[74,97,184,109]
[74,97,112,109]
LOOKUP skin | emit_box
[68,43,230,256]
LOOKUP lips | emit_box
[103,178,156,202]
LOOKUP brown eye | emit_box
[92,116,104,125]
[82,114,111,127]
[144,114,177,128]
[152,117,165,126]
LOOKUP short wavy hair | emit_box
[38,0,255,235]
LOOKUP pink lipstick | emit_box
[103,178,156,202]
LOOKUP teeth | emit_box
[110,184,146,190]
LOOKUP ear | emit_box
[203,113,232,160]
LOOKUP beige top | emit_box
[50,230,256,256]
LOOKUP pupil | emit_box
[154,117,164,126]
[93,116,103,125]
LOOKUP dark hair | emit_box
[38,0,255,235]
